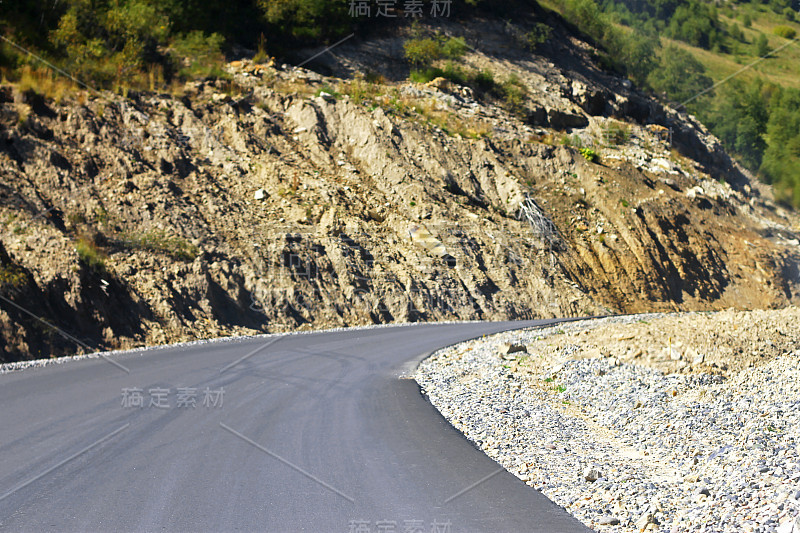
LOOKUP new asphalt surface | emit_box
[0,320,592,532]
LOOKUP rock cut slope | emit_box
[0,12,798,361]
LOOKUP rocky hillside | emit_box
[1,14,798,362]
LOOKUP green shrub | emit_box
[472,69,495,92]
[339,79,378,104]
[404,35,469,68]
[526,23,552,50]
[614,29,658,85]
[580,147,599,162]
[253,33,269,64]
[553,0,657,84]
[441,62,470,85]
[75,237,106,271]
[773,25,797,39]
[558,0,608,44]
[314,84,340,98]
[441,36,468,58]
[499,74,528,116]
[171,31,226,79]
[258,0,351,45]
[409,67,442,84]
[409,61,469,84]
[700,79,768,170]
[404,37,441,68]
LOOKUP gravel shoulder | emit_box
[414,309,800,533]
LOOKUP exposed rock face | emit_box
[0,17,798,362]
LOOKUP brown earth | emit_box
[0,13,798,362]
[503,307,800,380]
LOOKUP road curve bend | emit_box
[0,320,591,532]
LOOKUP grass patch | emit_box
[337,78,378,105]
[373,87,491,139]
[602,121,630,146]
[15,65,76,104]
[314,84,340,99]
[75,236,106,271]
[414,101,491,138]
[663,18,800,90]
[117,231,199,261]
[561,133,584,148]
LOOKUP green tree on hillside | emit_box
[756,33,770,56]
[666,1,725,49]
[761,88,800,206]
[51,0,171,84]
[647,45,712,103]
[702,79,770,169]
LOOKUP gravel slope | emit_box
[415,310,800,533]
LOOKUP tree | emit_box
[760,87,800,206]
[647,45,712,103]
[615,29,658,85]
[404,38,442,68]
[50,0,172,83]
[702,79,770,170]
[729,22,744,43]
[756,33,770,56]
[665,1,724,49]
[258,0,352,44]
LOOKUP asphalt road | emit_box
[0,320,592,532]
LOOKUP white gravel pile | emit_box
[415,315,800,533]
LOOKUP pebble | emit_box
[584,467,603,483]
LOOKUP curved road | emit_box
[0,320,591,532]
